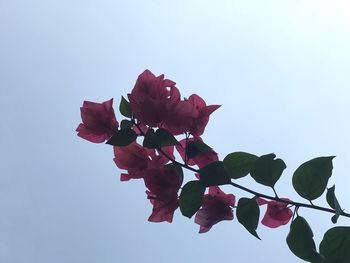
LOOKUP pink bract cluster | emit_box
[76,99,118,143]
[76,69,293,232]
[257,198,293,228]
[128,70,220,137]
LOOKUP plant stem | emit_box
[229,181,350,218]
[184,133,189,165]
[132,121,350,219]
[272,187,279,199]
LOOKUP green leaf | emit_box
[106,129,137,146]
[320,227,350,263]
[143,129,157,148]
[120,119,133,130]
[179,181,206,218]
[326,185,342,224]
[292,156,335,201]
[223,152,258,179]
[154,128,180,147]
[286,216,325,262]
[250,153,286,187]
[199,161,231,187]
[236,197,261,239]
[119,96,132,118]
[326,185,337,209]
[165,163,184,179]
[186,140,212,159]
[143,128,180,148]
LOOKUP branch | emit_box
[133,121,350,219]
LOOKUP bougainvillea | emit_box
[195,186,235,233]
[256,198,293,228]
[77,69,350,262]
[76,99,118,143]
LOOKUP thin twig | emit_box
[131,121,350,220]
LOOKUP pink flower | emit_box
[256,198,293,228]
[146,191,179,223]
[147,146,175,168]
[162,100,199,135]
[113,142,149,181]
[187,94,220,136]
[132,123,148,135]
[128,69,180,127]
[76,99,118,143]
[144,167,183,223]
[144,167,183,201]
[176,138,218,168]
[113,142,175,181]
[164,94,220,136]
[195,186,235,233]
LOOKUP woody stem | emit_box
[229,182,350,218]
[132,121,350,219]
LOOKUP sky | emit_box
[1,0,350,262]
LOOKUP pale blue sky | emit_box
[1,1,350,262]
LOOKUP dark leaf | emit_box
[326,185,337,209]
[154,128,180,147]
[236,197,261,239]
[143,128,179,148]
[120,119,133,130]
[286,216,325,262]
[143,129,157,148]
[320,227,350,263]
[186,140,212,159]
[179,181,206,218]
[326,185,342,224]
[199,161,231,187]
[165,163,184,179]
[106,129,137,146]
[223,152,258,179]
[119,96,132,118]
[292,156,335,201]
[250,153,286,187]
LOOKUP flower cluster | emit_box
[76,99,118,143]
[76,69,293,233]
